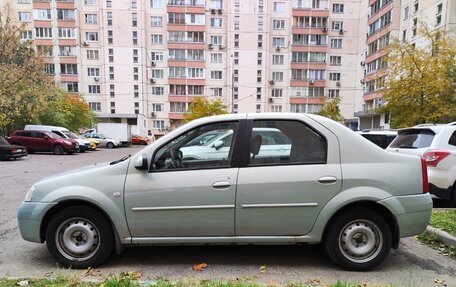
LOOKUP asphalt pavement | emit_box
[0,146,455,286]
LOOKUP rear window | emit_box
[389,129,435,149]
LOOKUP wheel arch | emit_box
[40,199,124,255]
[322,200,400,249]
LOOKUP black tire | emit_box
[45,206,113,269]
[324,208,392,271]
[53,145,64,155]
[449,185,456,208]
[139,140,146,145]
[106,142,114,149]
[67,152,74,155]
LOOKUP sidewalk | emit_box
[426,226,456,248]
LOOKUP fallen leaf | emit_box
[305,277,322,286]
[17,280,28,286]
[434,278,446,285]
[192,263,208,271]
[259,265,266,273]
[121,271,142,280]
[84,267,103,277]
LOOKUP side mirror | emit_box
[44,136,50,140]
[212,140,223,150]
[134,154,149,170]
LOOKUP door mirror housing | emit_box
[134,154,149,170]
[212,140,223,150]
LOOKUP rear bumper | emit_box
[1,152,27,159]
[379,193,433,238]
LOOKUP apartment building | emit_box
[3,0,454,133]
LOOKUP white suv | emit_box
[386,123,456,206]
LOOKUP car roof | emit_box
[356,130,397,135]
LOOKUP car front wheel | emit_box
[53,145,64,155]
[106,142,114,149]
[324,208,392,271]
[45,206,114,268]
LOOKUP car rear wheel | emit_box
[106,142,114,149]
[324,208,392,271]
[45,206,113,268]
[139,140,146,145]
[53,145,64,155]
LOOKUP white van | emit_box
[24,125,91,152]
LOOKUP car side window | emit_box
[449,131,456,147]
[248,120,327,166]
[152,122,239,171]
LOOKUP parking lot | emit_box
[0,147,455,286]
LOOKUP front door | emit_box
[124,121,241,237]
[235,119,342,236]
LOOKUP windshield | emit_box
[389,129,435,149]
[62,131,78,139]
[0,137,9,145]
[184,130,228,147]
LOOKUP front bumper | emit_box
[379,193,433,238]
[17,201,57,243]
[79,144,90,152]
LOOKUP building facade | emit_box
[2,0,454,134]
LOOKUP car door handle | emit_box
[318,176,337,184]
[212,181,231,189]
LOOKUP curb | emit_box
[426,226,456,248]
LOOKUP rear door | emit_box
[235,118,342,236]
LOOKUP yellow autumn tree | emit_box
[316,96,344,122]
[381,27,456,128]
[183,97,228,123]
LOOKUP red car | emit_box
[8,130,79,155]
[131,134,150,145]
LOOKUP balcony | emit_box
[168,0,205,6]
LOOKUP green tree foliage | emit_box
[0,5,93,135]
[381,28,456,128]
[183,97,228,123]
[316,96,344,122]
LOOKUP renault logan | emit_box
[17,113,432,271]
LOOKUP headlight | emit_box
[63,140,72,145]
[24,185,35,202]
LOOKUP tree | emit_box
[316,96,344,122]
[183,97,228,123]
[381,27,456,128]
[0,5,94,135]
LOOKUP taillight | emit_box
[423,150,450,167]
[420,157,428,194]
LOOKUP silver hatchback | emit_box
[17,113,432,271]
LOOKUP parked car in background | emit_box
[25,125,91,152]
[82,133,121,149]
[95,123,131,146]
[356,129,397,149]
[80,136,99,151]
[18,113,432,271]
[386,122,456,206]
[131,134,149,145]
[0,136,27,160]
[8,130,79,155]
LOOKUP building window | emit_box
[272,55,284,65]
[329,56,342,65]
[414,1,419,13]
[85,0,97,4]
[328,89,340,98]
[131,0,137,8]
[57,9,75,20]
[211,53,222,63]
[36,45,53,56]
[18,12,31,22]
[273,2,285,12]
[151,0,163,8]
[258,16,263,31]
[35,27,52,38]
[20,30,33,40]
[58,28,75,38]
[273,37,285,48]
[211,88,223,97]
[271,105,282,113]
[211,18,222,28]
[436,3,443,26]
[151,34,163,44]
[211,70,223,80]
[152,103,165,112]
[60,64,78,75]
[59,46,76,57]
[258,34,263,48]
[331,21,344,31]
[106,0,112,7]
[44,64,55,75]
[132,31,138,45]
[85,32,99,42]
[329,73,341,81]
[153,120,165,130]
[151,51,164,61]
[85,14,98,24]
[66,82,79,93]
[132,13,138,27]
[33,9,51,20]
[404,6,409,20]
[151,87,164,96]
[89,102,101,112]
[88,85,101,94]
[151,16,162,27]
[272,72,284,82]
[331,38,342,48]
[87,50,100,60]
[150,69,163,78]
[234,33,239,48]
[210,35,222,45]
[87,67,100,77]
[272,20,285,30]
[332,3,344,13]
[271,89,283,98]
[234,16,240,30]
